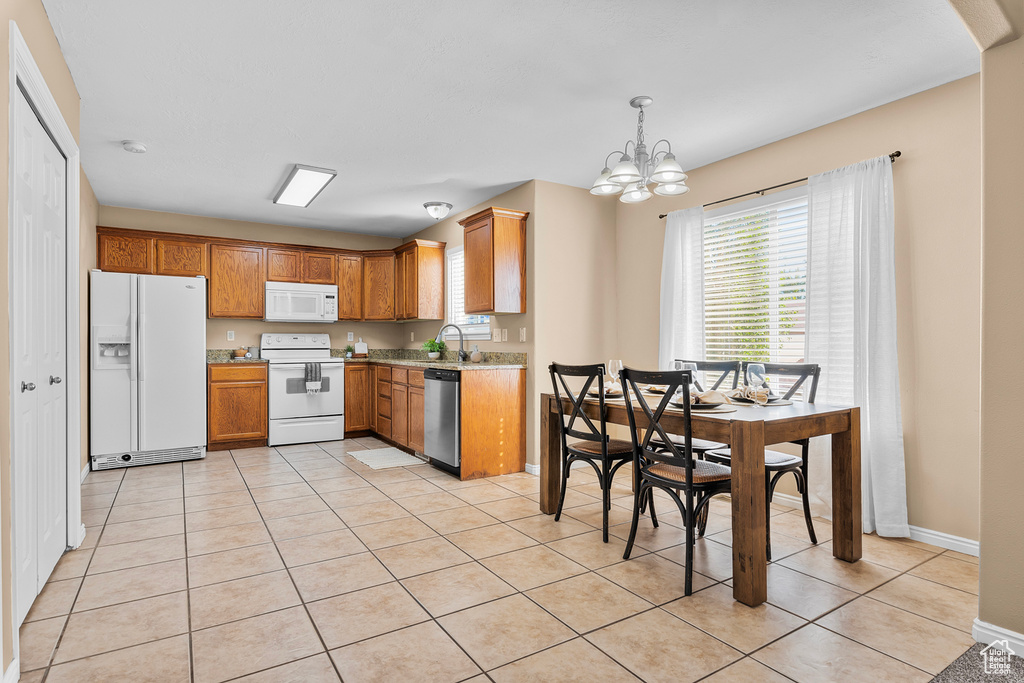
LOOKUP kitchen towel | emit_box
[304,362,322,394]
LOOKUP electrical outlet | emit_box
[227,330,234,341]
[347,331,354,342]
[410,332,415,342]
[502,328,508,342]
[492,329,501,343]
[519,327,526,342]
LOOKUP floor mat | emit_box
[350,447,425,470]
[931,642,1024,682]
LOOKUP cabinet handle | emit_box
[50,376,62,385]
[21,382,36,392]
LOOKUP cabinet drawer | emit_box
[392,367,408,385]
[376,415,392,440]
[377,380,392,399]
[408,369,424,387]
[377,396,392,419]
[376,366,392,381]
[209,364,267,382]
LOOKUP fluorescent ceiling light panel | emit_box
[273,164,337,207]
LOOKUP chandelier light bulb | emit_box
[608,155,642,184]
[653,181,690,197]
[423,202,453,220]
[590,168,623,196]
[619,182,652,204]
[650,153,687,183]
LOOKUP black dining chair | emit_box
[619,366,732,596]
[549,363,634,542]
[706,362,821,560]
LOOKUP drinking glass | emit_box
[607,359,623,385]
[746,363,767,387]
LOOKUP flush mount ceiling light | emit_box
[121,140,147,154]
[273,164,337,208]
[590,96,689,202]
[423,202,453,220]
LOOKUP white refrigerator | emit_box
[90,271,207,469]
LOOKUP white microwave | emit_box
[264,282,339,323]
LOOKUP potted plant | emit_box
[344,344,355,358]
[422,339,445,360]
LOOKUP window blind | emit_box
[446,247,490,340]
[702,187,808,380]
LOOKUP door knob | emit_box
[21,382,36,392]
[49,376,62,385]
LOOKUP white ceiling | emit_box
[42,0,978,238]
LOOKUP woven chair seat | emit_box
[649,434,728,452]
[707,448,801,469]
[570,438,633,455]
[647,460,732,484]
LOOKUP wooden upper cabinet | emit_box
[459,207,529,315]
[394,240,445,320]
[155,238,207,277]
[363,251,396,321]
[209,244,265,318]
[267,248,302,282]
[303,252,337,285]
[98,231,155,274]
[338,253,363,320]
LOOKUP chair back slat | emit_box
[674,359,741,392]
[549,363,609,449]
[741,362,820,402]
[620,367,695,478]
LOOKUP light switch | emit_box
[502,328,508,342]
[347,332,354,342]
[519,327,526,342]
[410,332,415,342]
[492,329,501,343]
[227,330,234,341]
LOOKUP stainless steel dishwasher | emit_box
[424,369,460,474]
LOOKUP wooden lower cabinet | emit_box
[344,363,370,434]
[460,368,527,479]
[408,386,425,453]
[392,383,409,447]
[207,363,268,451]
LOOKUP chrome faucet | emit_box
[434,324,469,362]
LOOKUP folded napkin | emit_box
[692,389,730,405]
[305,362,322,394]
[726,385,771,405]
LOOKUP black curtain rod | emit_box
[658,150,901,219]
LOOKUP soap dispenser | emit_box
[470,345,483,363]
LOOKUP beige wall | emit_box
[96,206,406,349]
[977,29,1024,639]
[1,0,87,669]
[612,75,982,542]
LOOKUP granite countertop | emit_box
[344,357,526,370]
[207,357,268,364]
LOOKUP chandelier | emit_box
[590,96,689,203]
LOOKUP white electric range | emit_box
[260,333,345,446]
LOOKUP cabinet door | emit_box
[416,245,445,320]
[392,382,409,447]
[209,244,265,318]
[363,253,396,320]
[463,218,494,314]
[98,232,155,274]
[369,365,378,433]
[267,248,302,282]
[156,238,207,277]
[208,380,268,443]
[344,364,370,432]
[394,250,407,320]
[303,252,337,284]
[338,254,363,320]
[408,386,425,453]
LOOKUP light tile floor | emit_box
[21,437,979,682]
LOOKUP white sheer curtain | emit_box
[806,155,910,537]
[659,207,705,369]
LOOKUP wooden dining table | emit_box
[539,393,862,607]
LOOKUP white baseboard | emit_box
[3,658,19,683]
[974,618,1024,653]
[525,462,539,475]
[81,462,90,483]
[772,493,980,556]
[908,525,979,556]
